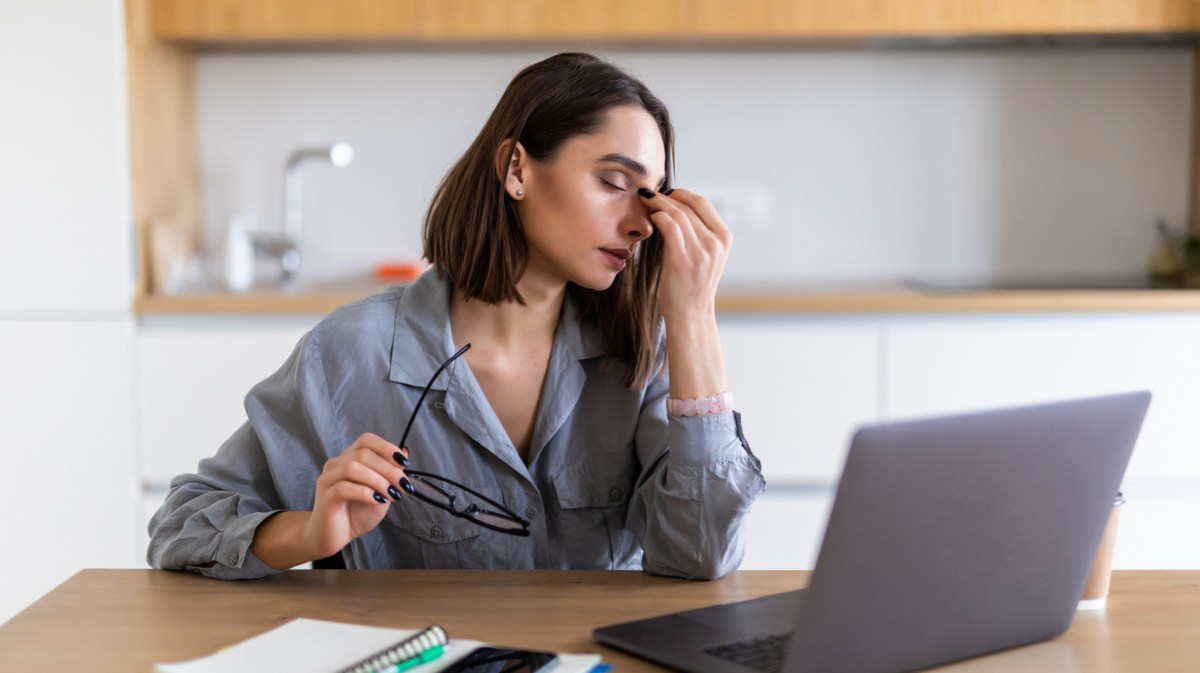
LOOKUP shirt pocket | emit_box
[381,484,516,569]
[551,448,639,569]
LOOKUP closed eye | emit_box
[599,177,626,192]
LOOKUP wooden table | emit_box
[0,570,1197,672]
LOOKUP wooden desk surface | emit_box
[0,570,1197,672]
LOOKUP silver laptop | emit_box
[595,391,1150,673]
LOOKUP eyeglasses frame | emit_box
[397,342,532,537]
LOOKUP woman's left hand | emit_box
[637,187,732,321]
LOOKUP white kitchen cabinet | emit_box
[883,314,1200,483]
[0,320,141,624]
[740,488,835,570]
[136,316,319,488]
[0,0,132,312]
[720,316,881,483]
[883,313,1200,569]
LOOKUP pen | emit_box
[379,644,445,673]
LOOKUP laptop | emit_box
[595,391,1151,673]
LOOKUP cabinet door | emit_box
[720,317,881,483]
[740,487,835,570]
[423,0,690,38]
[0,1,131,311]
[136,318,316,487]
[153,0,422,40]
[0,320,139,623]
[884,314,1200,483]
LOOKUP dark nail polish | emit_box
[393,451,408,467]
[637,187,656,199]
[373,492,387,504]
[387,486,404,501]
[400,477,416,494]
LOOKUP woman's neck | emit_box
[449,274,565,352]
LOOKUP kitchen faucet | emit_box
[253,142,354,285]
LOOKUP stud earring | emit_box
[515,189,524,198]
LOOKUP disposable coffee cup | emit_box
[1078,491,1124,610]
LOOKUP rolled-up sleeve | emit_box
[629,361,767,580]
[146,332,340,579]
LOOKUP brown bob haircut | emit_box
[423,52,674,389]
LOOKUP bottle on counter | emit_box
[225,216,255,292]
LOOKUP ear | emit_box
[495,138,528,200]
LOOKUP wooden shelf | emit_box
[132,284,1200,316]
[151,0,1199,44]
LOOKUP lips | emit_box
[599,248,630,270]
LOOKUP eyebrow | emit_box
[597,153,667,190]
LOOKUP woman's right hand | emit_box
[303,432,411,559]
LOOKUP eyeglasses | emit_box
[398,343,531,537]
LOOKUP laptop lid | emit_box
[595,391,1150,673]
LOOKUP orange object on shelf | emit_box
[375,260,426,282]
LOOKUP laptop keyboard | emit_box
[702,632,794,673]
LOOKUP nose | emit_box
[624,203,655,241]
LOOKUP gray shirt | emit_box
[147,270,766,580]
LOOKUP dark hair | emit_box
[423,52,674,389]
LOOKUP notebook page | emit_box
[155,618,423,673]
[156,617,600,673]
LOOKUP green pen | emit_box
[383,644,445,673]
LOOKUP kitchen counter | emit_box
[133,279,1200,315]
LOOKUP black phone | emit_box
[440,646,559,673]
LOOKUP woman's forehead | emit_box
[564,107,666,179]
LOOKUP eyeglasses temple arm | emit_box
[398,342,471,450]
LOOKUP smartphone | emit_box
[440,646,559,673]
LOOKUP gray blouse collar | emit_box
[387,269,608,390]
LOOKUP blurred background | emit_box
[3,0,1200,623]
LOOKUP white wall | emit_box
[194,47,1191,287]
[0,0,139,625]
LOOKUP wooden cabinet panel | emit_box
[153,0,422,41]
[959,0,1197,34]
[694,1,1196,38]
[692,0,968,37]
[151,0,1199,43]
[422,0,690,39]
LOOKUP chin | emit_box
[571,272,619,293]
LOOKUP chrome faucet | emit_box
[253,142,354,285]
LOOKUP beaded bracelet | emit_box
[668,391,735,417]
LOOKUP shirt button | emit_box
[609,487,623,503]
[430,526,444,539]
[433,401,445,409]
[525,507,538,520]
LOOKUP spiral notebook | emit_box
[155,618,601,673]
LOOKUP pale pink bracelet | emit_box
[668,391,735,417]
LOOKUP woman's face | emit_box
[513,105,666,292]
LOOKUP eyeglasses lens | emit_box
[467,508,527,531]
[409,477,454,508]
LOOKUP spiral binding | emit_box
[338,624,448,673]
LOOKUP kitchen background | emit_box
[200,48,1189,285]
[3,0,1199,625]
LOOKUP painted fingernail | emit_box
[373,492,387,504]
[400,477,416,494]
[387,486,404,501]
[637,187,656,199]
[393,451,408,466]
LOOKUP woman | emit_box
[148,52,765,580]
